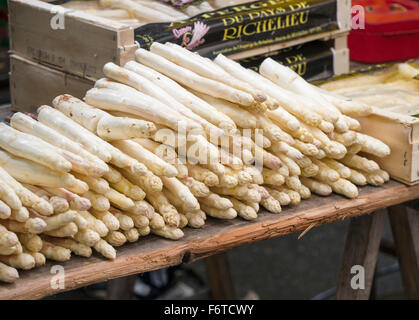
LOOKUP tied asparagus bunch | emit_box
[0,42,390,284]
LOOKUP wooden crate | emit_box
[10,54,94,113]
[356,109,419,186]
[8,0,138,80]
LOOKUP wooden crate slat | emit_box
[10,54,94,113]
[8,0,135,79]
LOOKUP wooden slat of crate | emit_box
[357,109,419,185]
[8,0,137,80]
[0,181,418,300]
[10,54,94,113]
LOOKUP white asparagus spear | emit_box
[89,8,130,19]
[0,262,19,283]
[125,60,236,134]
[179,177,210,198]
[97,116,156,141]
[161,177,200,212]
[132,138,187,177]
[139,46,255,107]
[105,230,126,247]
[53,94,157,140]
[269,142,303,161]
[0,243,20,257]
[99,0,174,22]
[0,252,36,270]
[73,229,100,247]
[121,168,163,193]
[333,131,357,147]
[260,58,342,122]
[45,222,78,238]
[78,211,109,238]
[159,42,267,102]
[41,236,92,258]
[31,210,77,232]
[90,209,120,231]
[85,87,199,133]
[52,94,109,132]
[0,150,79,190]
[95,78,212,139]
[1,218,47,235]
[200,204,237,220]
[103,165,123,184]
[341,154,380,173]
[219,147,243,171]
[1,227,25,249]
[162,188,191,213]
[198,193,233,210]
[10,112,108,177]
[146,193,180,227]
[226,196,257,220]
[0,200,11,219]
[23,185,69,214]
[110,176,145,201]
[40,104,147,176]
[0,123,72,173]
[110,209,134,231]
[151,225,184,240]
[356,133,391,158]
[73,173,110,195]
[102,63,210,133]
[82,191,111,212]
[37,105,112,162]
[341,115,361,131]
[192,90,257,129]
[0,167,53,216]
[105,188,135,211]
[9,207,29,223]
[40,241,71,262]
[328,179,359,199]
[112,140,178,177]
[214,54,322,126]
[253,114,295,145]
[267,108,301,132]
[186,164,219,187]
[0,179,22,210]
[10,113,103,176]
[135,0,188,19]
[44,188,91,211]
[315,86,372,116]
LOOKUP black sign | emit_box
[238,40,334,81]
[135,0,338,58]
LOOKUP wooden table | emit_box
[0,180,418,300]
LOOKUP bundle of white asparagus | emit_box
[57,0,217,26]
[0,42,390,284]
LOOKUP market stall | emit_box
[0,0,418,302]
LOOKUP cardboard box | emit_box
[10,54,94,112]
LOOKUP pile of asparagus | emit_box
[0,42,390,284]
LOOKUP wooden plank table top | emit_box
[0,180,418,300]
